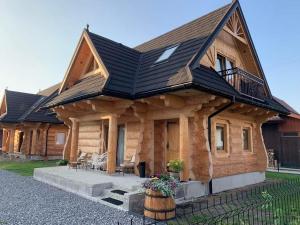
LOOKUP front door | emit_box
[166,121,179,164]
[116,125,125,166]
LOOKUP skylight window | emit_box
[155,45,179,63]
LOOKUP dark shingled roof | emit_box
[37,83,61,96]
[46,1,288,114]
[0,87,62,124]
[272,96,298,114]
[135,4,231,52]
[0,90,42,123]
[47,75,106,107]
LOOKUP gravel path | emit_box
[0,170,144,225]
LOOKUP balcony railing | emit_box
[218,67,266,101]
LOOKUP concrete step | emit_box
[101,188,129,202]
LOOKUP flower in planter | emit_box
[142,174,180,198]
[167,160,184,173]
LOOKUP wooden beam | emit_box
[69,118,79,163]
[160,94,185,108]
[31,129,38,155]
[179,113,190,181]
[8,129,15,154]
[2,129,7,152]
[107,115,118,174]
[86,99,115,112]
[140,98,165,108]
[223,26,248,45]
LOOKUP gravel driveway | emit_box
[0,170,143,225]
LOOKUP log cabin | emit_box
[0,84,68,159]
[45,0,288,194]
[262,97,300,168]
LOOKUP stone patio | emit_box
[34,166,210,213]
[34,166,147,212]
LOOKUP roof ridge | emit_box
[5,89,43,97]
[88,30,141,54]
[18,95,46,121]
[134,3,232,51]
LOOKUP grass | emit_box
[0,160,58,176]
[266,171,300,181]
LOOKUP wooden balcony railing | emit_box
[218,67,266,101]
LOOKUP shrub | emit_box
[56,159,68,166]
[167,160,184,173]
[142,174,179,198]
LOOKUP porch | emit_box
[34,166,146,211]
[33,166,208,212]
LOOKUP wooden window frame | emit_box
[242,124,253,153]
[212,119,230,157]
[55,132,66,146]
[215,52,235,72]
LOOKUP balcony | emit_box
[218,67,266,101]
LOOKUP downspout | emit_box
[208,96,236,194]
[45,125,51,157]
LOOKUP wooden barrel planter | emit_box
[144,189,176,221]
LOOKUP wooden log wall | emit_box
[53,91,274,180]
[211,112,267,178]
[78,121,101,154]
[125,122,141,160]
[46,125,68,156]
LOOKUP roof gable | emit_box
[59,30,109,94]
[0,93,7,116]
[0,90,42,123]
[88,32,141,96]
[190,1,272,97]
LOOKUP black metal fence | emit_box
[120,179,300,225]
[219,67,266,101]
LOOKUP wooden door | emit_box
[166,122,179,164]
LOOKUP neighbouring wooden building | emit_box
[0,84,68,159]
[45,1,288,194]
[262,97,300,168]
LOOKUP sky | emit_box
[0,0,299,111]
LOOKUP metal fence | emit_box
[120,179,300,225]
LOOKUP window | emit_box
[155,45,179,63]
[56,132,65,145]
[216,124,225,151]
[216,54,234,72]
[243,128,250,151]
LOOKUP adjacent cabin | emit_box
[262,97,300,168]
[45,1,288,194]
[0,85,68,159]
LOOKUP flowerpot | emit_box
[169,172,180,180]
[144,189,176,220]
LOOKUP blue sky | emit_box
[0,0,299,111]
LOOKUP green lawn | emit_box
[0,160,58,176]
[266,171,300,180]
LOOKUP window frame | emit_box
[215,53,235,73]
[242,125,253,153]
[154,44,179,64]
[55,132,66,146]
[213,119,230,157]
[216,124,226,151]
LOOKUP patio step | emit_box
[101,188,129,202]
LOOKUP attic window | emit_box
[155,45,179,63]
